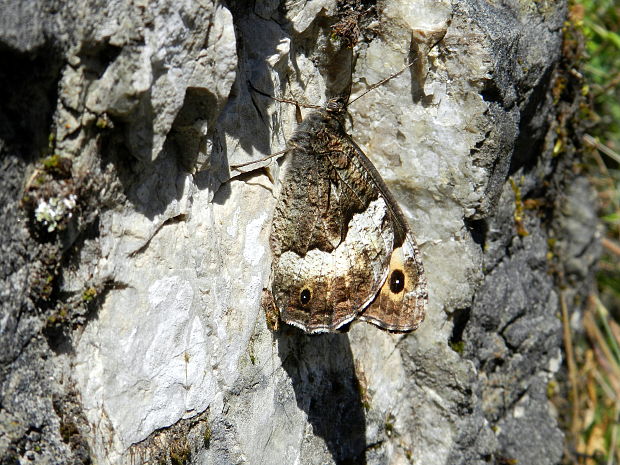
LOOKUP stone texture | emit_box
[0,1,598,465]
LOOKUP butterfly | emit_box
[257,90,428,333]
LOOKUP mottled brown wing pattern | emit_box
[268,105,427,333]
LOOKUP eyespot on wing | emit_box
[359,235,427,332]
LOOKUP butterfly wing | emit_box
[269,110,394,332]
[269,108,426,333]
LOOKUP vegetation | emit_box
[570,1,620,463]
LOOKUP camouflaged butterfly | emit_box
[259,92,428,334]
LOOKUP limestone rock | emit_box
[0,1,598,464]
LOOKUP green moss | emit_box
[38,153,72,180]
[450,341,465,354]
[82,287,97,302]
[46,307,69,327]
[95,114,113,129]
[42,154,62,170]
[46,314,59,325]
[170,451,190,465]
[33,175,46,187]
[546,379,559,398]
[38,273,56,300]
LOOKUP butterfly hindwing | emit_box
[358,233,427,332]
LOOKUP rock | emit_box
[0,0,597,464]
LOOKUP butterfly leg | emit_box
[261,288,281,332]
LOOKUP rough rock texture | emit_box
[0,1,600,465]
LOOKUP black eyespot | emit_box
[389,270,405,294]
[300,288,311,305]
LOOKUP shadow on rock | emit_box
[277,329,367,465]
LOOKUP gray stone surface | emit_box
[0,1,598,464]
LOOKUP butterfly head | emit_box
[325,96,348,115]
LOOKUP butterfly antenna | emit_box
[348,58,419,106]
[230,149,287,170]
[248,81,322,110]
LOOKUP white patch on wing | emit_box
[277,197,393,299]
